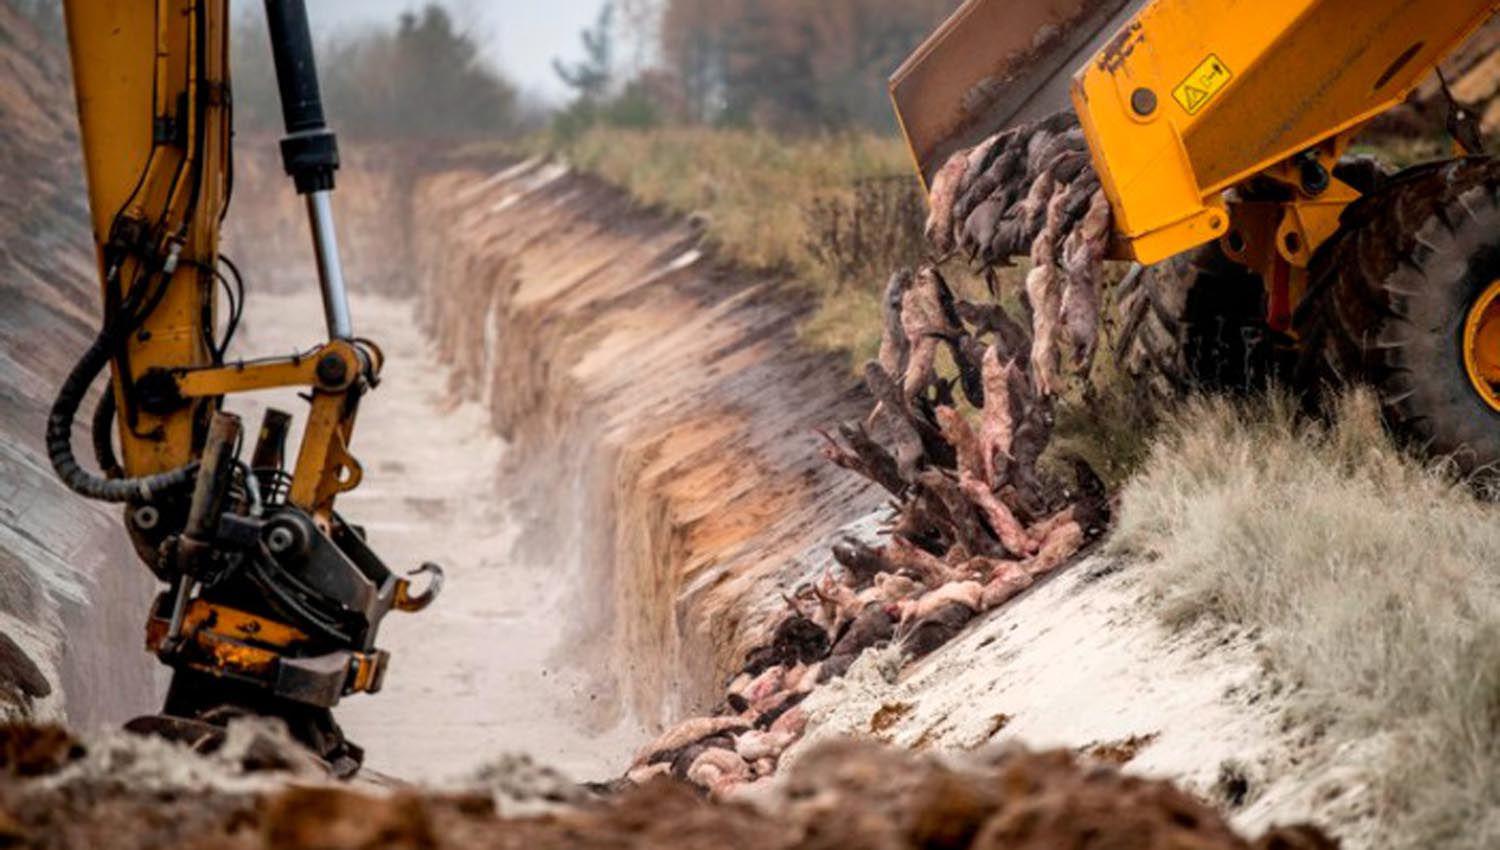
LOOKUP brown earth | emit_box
[0,727,1331,850]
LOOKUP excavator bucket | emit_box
[891,0,1151,185]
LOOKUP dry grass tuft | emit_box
[561,126,912,272]
[1109,389,1500,848]
[552,126,918,357]
[801,175,928,294]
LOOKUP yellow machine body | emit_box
[1071,0,1497,266]
[893,0,1499,274]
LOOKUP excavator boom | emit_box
[55,0,438,775]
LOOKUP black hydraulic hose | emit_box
[248,547,351,644]
[47,320,197,503]
[263,0,327,136]
[263,0,340,195]
[90,388,124,480]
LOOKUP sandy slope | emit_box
[780,542,1374,846]
[225,289,647,783]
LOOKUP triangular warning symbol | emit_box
[1183,86,1210,110]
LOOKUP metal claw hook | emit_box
[394,561,445,613]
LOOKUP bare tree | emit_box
[615,0,662,80]
[658,0,958,132]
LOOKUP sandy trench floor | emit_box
[223,288,646,783]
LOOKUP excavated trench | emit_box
[1,134,1351,847]
[1,150,881,781]
[0,3,881,778]
[0,12,1360,847]
[205,146,885,780]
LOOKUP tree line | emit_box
[659,0,958,132]
[556,0,960,135]
[15,0,960,141]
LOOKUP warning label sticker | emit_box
[1172,54,1232,115]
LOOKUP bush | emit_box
[802,176,927,294]
[554,126,915,359]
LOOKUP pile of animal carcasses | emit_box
[925,111,1112,395]
[625,269,1110,797]
[622,112,1117,799]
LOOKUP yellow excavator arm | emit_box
[54,0,438,775]
[63,0,229,483]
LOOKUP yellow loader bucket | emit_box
[891,0,1151,185]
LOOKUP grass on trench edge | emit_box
[516,126,917,360]
[1108,389,1500,849]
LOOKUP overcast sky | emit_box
[234,0,608,103]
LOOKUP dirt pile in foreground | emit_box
[0,725,1331,850]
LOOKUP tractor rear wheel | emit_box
[1113,157,1389,408]
[1296,156,1500,476]
[1114,243,1278,402]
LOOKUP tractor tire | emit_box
[1295,156,1500,475]
[1114,243,1277,403]
[1112,156,1388,408]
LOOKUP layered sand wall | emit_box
[407,158,882,722]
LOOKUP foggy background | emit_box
[232,0,610,104]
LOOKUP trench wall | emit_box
[409,159,882,721]
[0,7,164,726]
[227,147,886,724]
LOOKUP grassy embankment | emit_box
[557,126,917,361]
[1111,391,1500,850]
